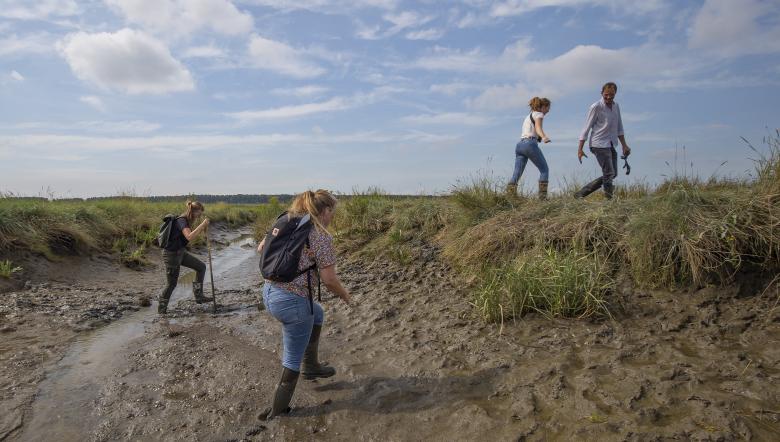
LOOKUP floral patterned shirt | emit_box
[268,227,337,298]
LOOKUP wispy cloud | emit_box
[400,112,492,127]
[79,96,106,112]
[248,35,327,78]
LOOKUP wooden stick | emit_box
[206,225,217,313]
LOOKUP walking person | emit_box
[575,82,632,199]
[158,200,213,314]
[506,97,552,200]
[258,189,352,420]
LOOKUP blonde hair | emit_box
[181,200,204,224]
[288,189,337,233]
[528,97,551,112]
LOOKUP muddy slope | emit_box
[3,234,779,441]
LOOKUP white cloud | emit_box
[10,70,24,81]
[226,97,352,121]
[0,33,55,56]
[248,35,327,78]
[270,85,330,97]
[469,83,532,110]
[489,0,668,18]
[429,82,480,96]
[226,87,399,122]
[409,39,531,76]
[58,29,195,94]
[689,0,780,57]
[0,0,79,20]
[80,96,106,112]
[242,0,399,14]
[182,45,226,59]
[106,0,254,37]
[406,28,445,41]
[400,112,492,126]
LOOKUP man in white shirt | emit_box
[575,82,632,199]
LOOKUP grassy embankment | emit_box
[327,134,779,323]
[0,198,282,270]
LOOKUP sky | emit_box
[1,0,779,198]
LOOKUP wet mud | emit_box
[1,231,778,441]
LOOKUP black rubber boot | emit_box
[193,282,213,304]
[538,181,548,200]
[603,183,614,200]
[574,178,603,199]
[301,325,336,380]
[157,298,169,315]
[260,367,299,420]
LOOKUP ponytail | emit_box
[181,200,205,224]
[528,96,551,112]
[288,189,337,233]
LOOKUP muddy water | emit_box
[18,235,257,442]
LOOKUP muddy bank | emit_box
[0,226,250,442]
[2,231,779,441]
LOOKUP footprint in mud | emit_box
[292,367,507,416]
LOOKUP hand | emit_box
[622,145,631,157]
[256,238,266,253]
[340,291,352,304]
[578,149,587,164]
[202,217,210,227]
[542,137,551,144]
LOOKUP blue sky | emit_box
[1,0,779,197]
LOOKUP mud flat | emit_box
[1,231,779,441]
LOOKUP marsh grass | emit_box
[0,260,22,278]
[323,134,780,323]
[0,197,266,264]
[473,248,612,322]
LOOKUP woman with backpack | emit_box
[506,97,552,199]
[158,200,213,315]
[258,189,352,420]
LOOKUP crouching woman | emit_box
[259,189,351,420]
[158,200,212,314]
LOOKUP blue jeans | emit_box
[263,283,324,371]
[509,138,549,184]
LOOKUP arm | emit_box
[534,116,550,143]
[578,106,597,161]
[618,135,631,156]
[256,237,266,253]
[319,264,351,304]
[182,218,209,242]
[616,105,630,156]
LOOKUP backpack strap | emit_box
[529,112,542,142]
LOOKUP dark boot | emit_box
[574,178,603,199]
[157,297,169,315]
[538,181,548,200]
[505,183,518,198]
[603,183,614,200]
[301,325,336,380]
[260,367,299,420]
[193,282,213,304]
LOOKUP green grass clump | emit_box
[0,260,22,278]
[473,248,612,322]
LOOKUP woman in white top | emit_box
[506,97,552,199]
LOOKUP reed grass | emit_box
[0,197,266,264]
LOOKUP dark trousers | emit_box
[591,145,618,188]
[160,249,206,303]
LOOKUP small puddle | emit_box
[19,233,256,442]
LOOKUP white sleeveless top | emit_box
[521,111,545,139]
